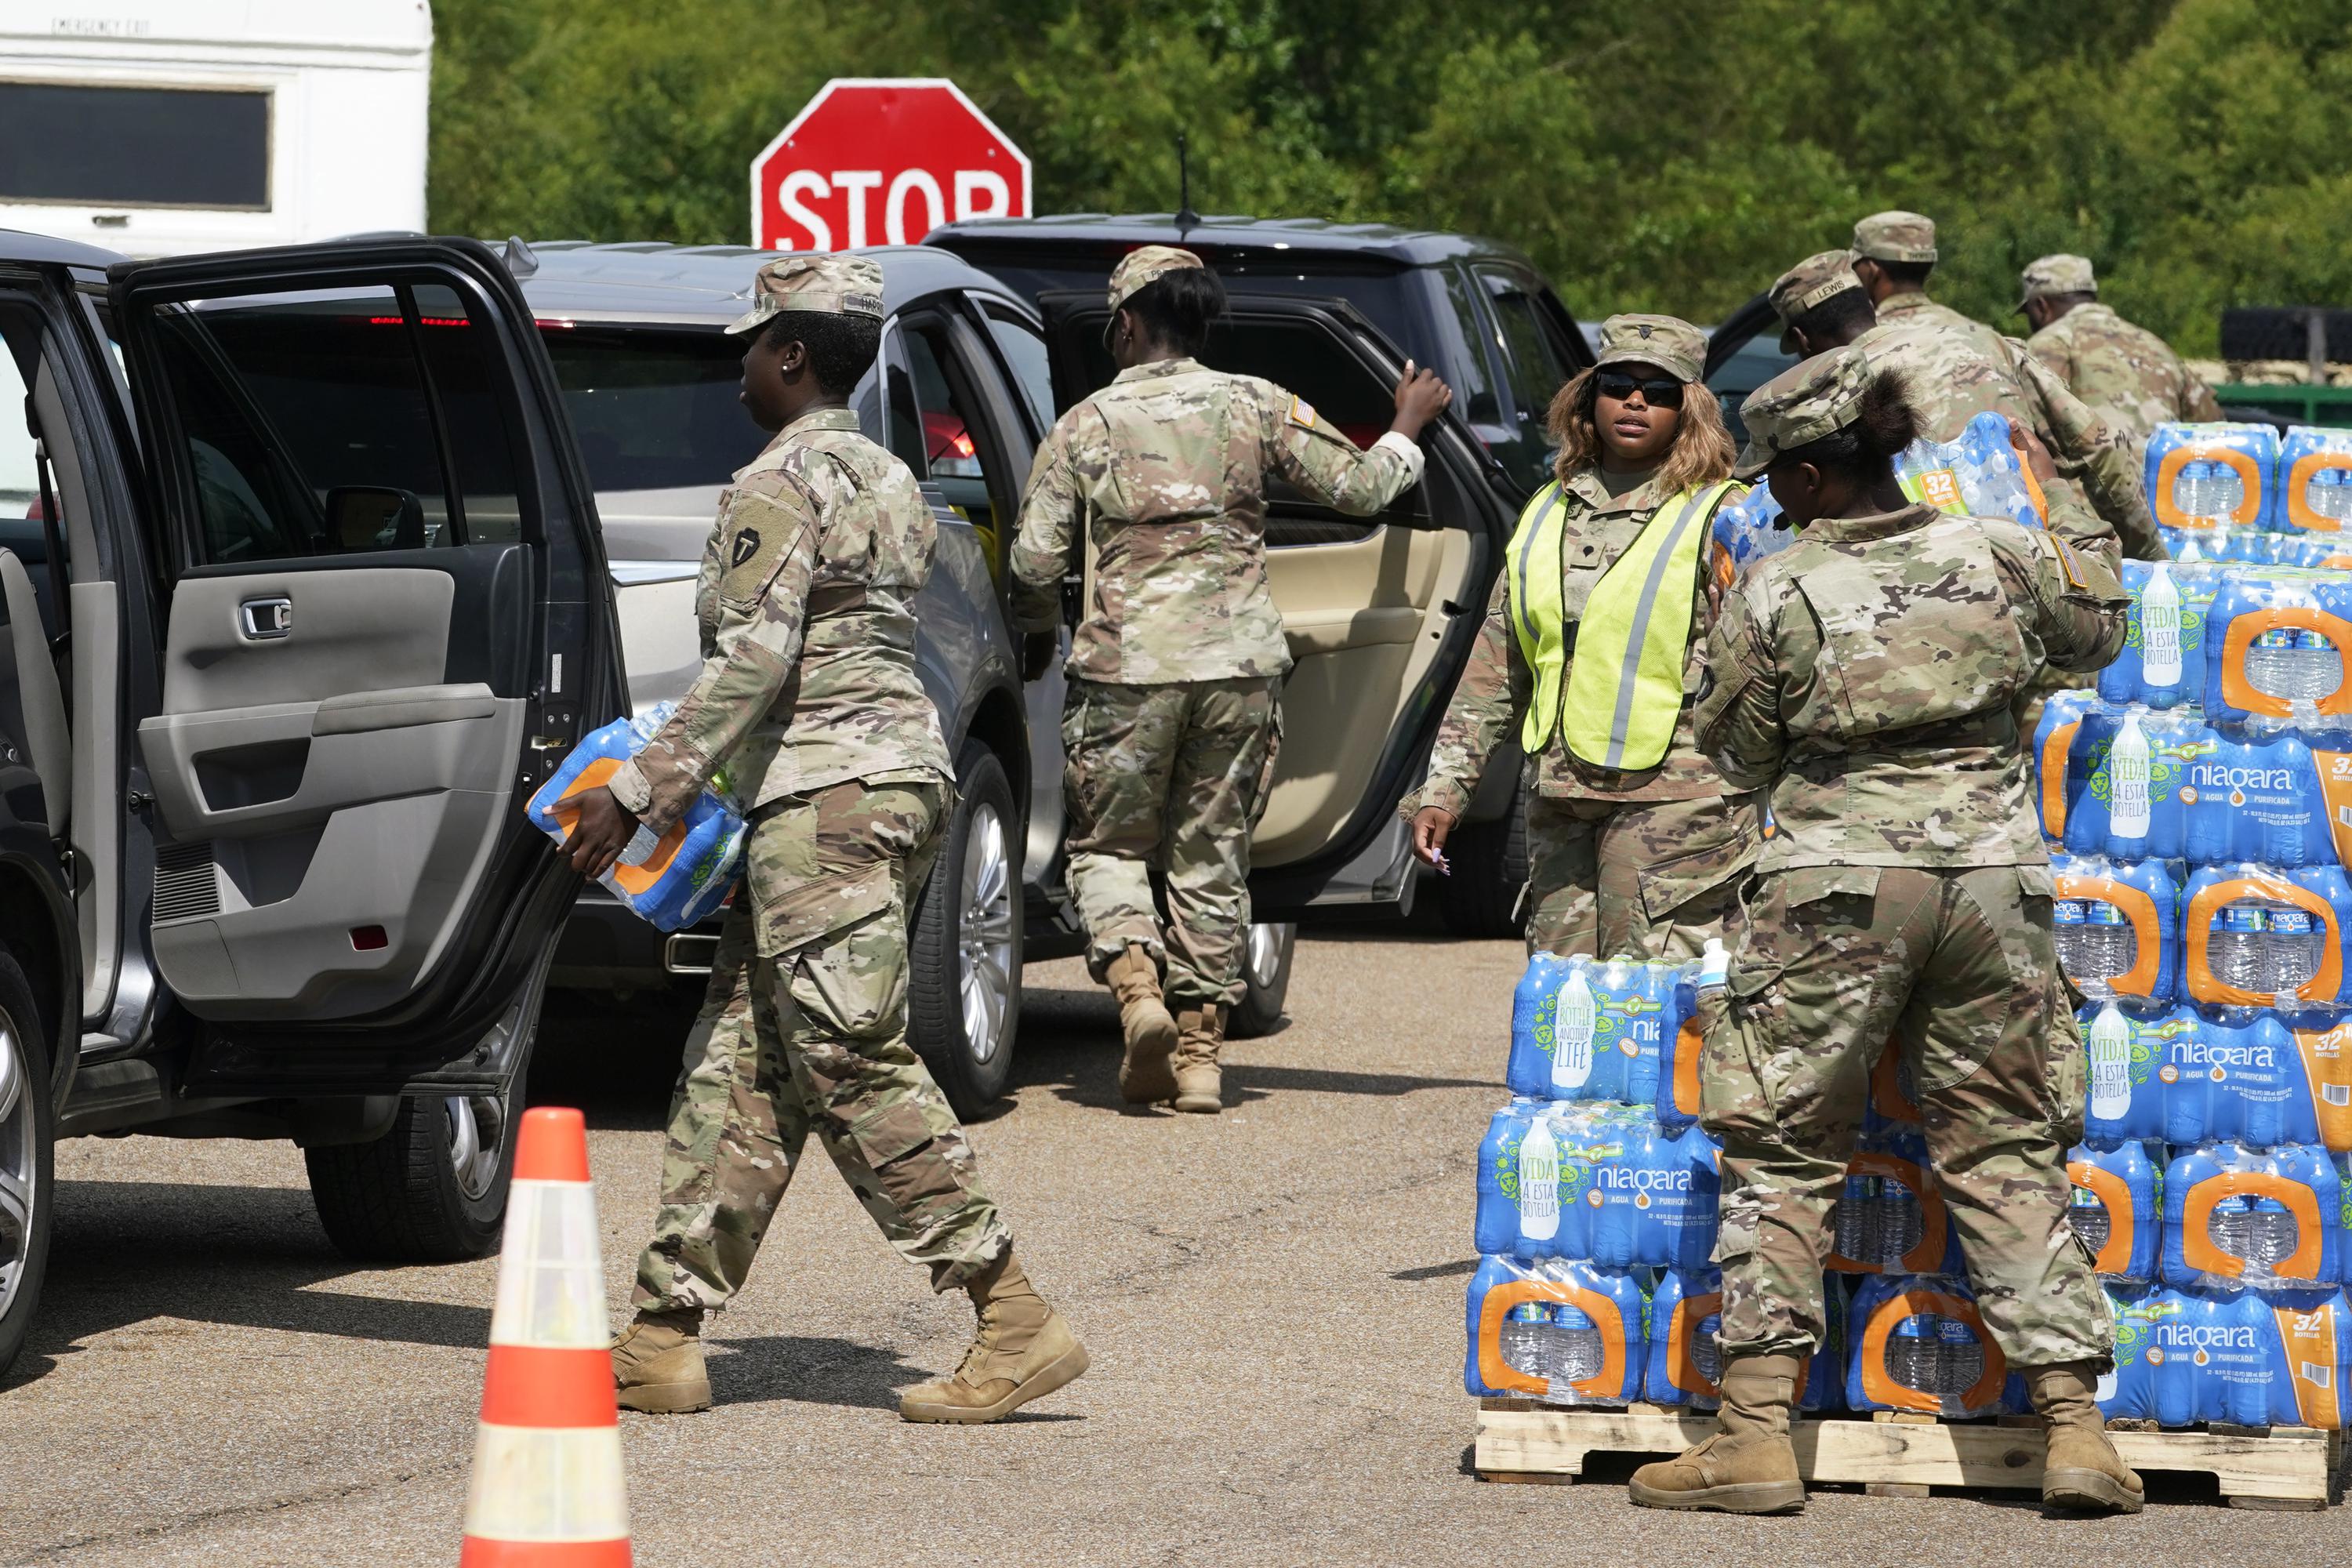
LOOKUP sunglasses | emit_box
[1595,370,1686,408]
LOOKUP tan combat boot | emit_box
[900,1247,1089,1424]
[1107,942,1179,1105]
[2027,1363,2145,1514]
[1628,1352,1806,1514]
[612,1307,711,1414]
[1172,1003,1225,1114]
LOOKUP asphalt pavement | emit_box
[3,909,2347,1565]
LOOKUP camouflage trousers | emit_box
[1062,677,1279,1007]
[1523,791,1757,962]
[631,775,1009,1316]
[1701,862,2111,1369]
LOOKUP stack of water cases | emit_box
[2037,421,2352,1431]
[1467,955,1847,1412]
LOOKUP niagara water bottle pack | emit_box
[525,702,746,931]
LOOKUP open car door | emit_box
[1035,292,1516,918]
[109,238,620,1094]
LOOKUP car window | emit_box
[981,301,1054,439]
[1477,266,1570,430]
[1437,269,1504,430]
[890,316,1019,572]
[0,307,61,636]
[147,282,533,564]
[1706,329,1800,448]
[540,325,764,493]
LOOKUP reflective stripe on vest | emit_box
[1505,478,1737,769]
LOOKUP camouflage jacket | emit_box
[2026,303,2224,448]
[1873,290,2012,366]
[1406,467,1749,820]
[1853,314,2163,562]
[1696,499,2127,872]
[1009,357,1423,684]
[608,408,952,833]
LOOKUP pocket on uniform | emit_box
[1701,957,1785,1144]
[1781,864,1882,909]
[1636,826,1757,923]
[753,863,898,960]
[840,1096,969,1221]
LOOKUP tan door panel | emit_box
[1257,524,1474,862]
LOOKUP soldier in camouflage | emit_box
[568,255,1087,1425]
[1849,211,2013,365]
[1772,249,2164,563]
[1011,245,1450,1112]
[1628,347,2143,1518]
[2020,253,2224,449]
[1403,316,1759,964]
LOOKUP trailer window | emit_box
[0,82,270,209]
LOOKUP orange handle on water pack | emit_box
[2065,1160,2140,1276]
[2053,874,2165,999]
[2153,444,2267,528]
[1667,1290,1723,1399]
[2219,608,2352,717]
[1475,1279,1629,1400]
[1828,1152,1950,1275]
[2286,452,2352,534]
[2183,875,2343,1007]
[546,757,690,896]
[2180,1174,2327,1283]
[1871,1035,1921,1123]
[1858,1288,2008,1414]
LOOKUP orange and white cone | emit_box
[460,1107,630,1567]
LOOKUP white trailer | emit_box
[0,1,430,258]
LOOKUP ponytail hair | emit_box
[1780,369,1922,478]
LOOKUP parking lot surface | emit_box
[3,918,2346,1566]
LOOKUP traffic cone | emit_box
[460,1107,631,1566]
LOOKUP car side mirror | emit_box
[322,486,426,551]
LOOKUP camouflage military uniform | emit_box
[1011,249,1424,1007]
[1851,212,2016,367]
[1403,316,1759,963]
[609,257,1007,1313]
[1693,347,2129,1369]
[2019,255,2223,448]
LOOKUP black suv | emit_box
[928,213,1595,937]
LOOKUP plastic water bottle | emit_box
[2085,1005,2134,1128]
[1507,953,1568,1099]
[1517,1108,1562,1252]
[2142,564,2184,687]
[2067,1139,2160,1279]
[2178,459,2245,522]
[1475,1101,1533,1256]
[2267,903,2327,996]
[2052,895,2092,987]
[1552,963,1599,1095]
[2078,899,2138,996]
[2107,710,2153,843]
[2212,902,2268,993]
[1887,1308,1942,1396]
[2080,1002,2176,1144]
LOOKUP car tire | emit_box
[304,1054,527,1264]
[910,746,1022,1119]
[1438,779,1530,939]
[0,946,55,1383]
[1225,921,1295,1040]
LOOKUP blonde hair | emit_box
[1547,365,1737,493]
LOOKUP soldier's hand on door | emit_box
[1391,361,1454,441]
[565,786,640,880]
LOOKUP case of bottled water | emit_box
[2067,1139,2161,1280]
[1644,1266,1846,1412]
[1464,1254,1647,1405]
[1504,955,1677,1105]
[524,704,746,931]
[2051,855,2181,1004]
[2146,422,2281,534]
[2202,571,2352,726]
[2034,688,2103,843]
[2063,707,2208,863]
[2161,1141,2344,1292]
[2281,427,2352,536]
[2102,561,2223,710]
[1845,1273,2029,1417]
[1657,965,1707,1133]
[2180,723,2339,868]
[2078,1001,2192,1143]
[1893,409,2049,528]
[1827,1129,1966,1276]
[1709,485,1792,594]
[2105,1283,2352,1428]
[2180,863,2352,1010]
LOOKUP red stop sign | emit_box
[750,78,1031,252]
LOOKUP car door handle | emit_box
[240,597,293,640]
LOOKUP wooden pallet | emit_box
[1473,1399,2343,1509]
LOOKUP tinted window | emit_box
[891,320,1018,567]
[1439,269,1504,430]
[540,325,763,493]
[0,82,269,209]
[146,283,531,564]
[1479,267,1570,428]
[982,302,1055,437]
[1707,335,1801,447]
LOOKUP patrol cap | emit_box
[1851,211,1938,264]
[725,253,886,336]
[1731,344,1875,481]
[2017,253,2099,311]
[1108,245,1205,312]
[1769,250,1866,339]
[1592,314,1704,384]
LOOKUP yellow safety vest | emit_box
[1505,478,1739,770]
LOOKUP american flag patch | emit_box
[1290,396,1318,428]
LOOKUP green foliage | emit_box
[429,0,2352,350]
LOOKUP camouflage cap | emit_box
[2016,252,2098,311]
[1592,313,1704,383]
[1108,245,1205,312]
[1769,250,1866,330]
[724,253,885,336]
[1731,344,1875,481]
[1851,210,1938,264]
